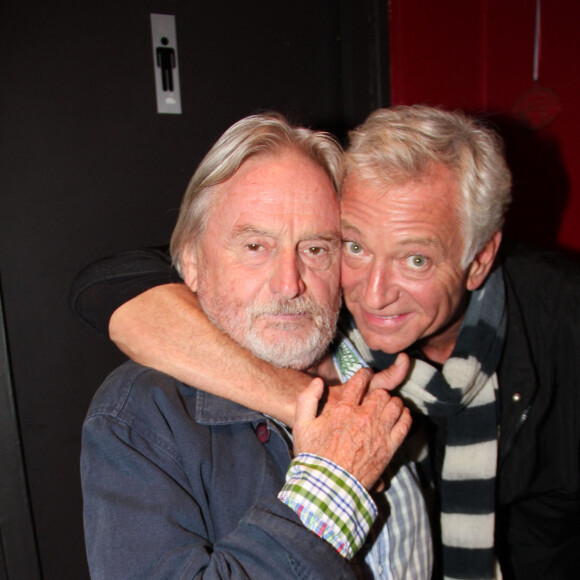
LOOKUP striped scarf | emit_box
[345,267,506,580]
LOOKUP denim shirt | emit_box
[81,361,356,579]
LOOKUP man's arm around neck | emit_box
[109,283,312,426]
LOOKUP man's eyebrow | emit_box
[231,225,271,238]
[341,219,440,248]
[398,236,441,248]
[231,226,340,243]
[341,219,362,235]
[302,232,341,243]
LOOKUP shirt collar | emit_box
[194,389,265,426]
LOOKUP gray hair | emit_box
[170,112,344,274]
[345,105,512,266]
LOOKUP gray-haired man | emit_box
[80,113,431,579]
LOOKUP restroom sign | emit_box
[151,14,182,114]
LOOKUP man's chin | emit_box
[360,330,415,355]
[244,329,331,371]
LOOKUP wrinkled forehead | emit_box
[342,162,461,207]
[206,149,341,235]
[340,163,465,254]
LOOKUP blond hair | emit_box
[345,105,512,266]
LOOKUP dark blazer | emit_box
[496,243,580,580]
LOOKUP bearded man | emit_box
[79,113,430,579]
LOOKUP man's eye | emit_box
[344,241,363,254]
[407,254,428,268]
[300,243,333,270]
[245,243,263,251]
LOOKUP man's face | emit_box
[183,148,342,370]
[340,163,473,360]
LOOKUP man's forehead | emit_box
[341,162,459,199]
[220,150,335,192]
[203,151,340,240]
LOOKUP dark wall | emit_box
[0,1,387,577]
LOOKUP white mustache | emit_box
[249,297,323,319]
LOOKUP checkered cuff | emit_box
[278,453,377,559]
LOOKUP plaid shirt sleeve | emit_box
[277,452,377,560]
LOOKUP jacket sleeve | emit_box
[81,397,355,579]
[497,244,580,579]
[69,246,181,336]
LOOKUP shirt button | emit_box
[512,392,521,402]
[255,422,270,443]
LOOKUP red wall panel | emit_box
[390,0,580,252]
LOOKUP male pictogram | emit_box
[156,37,176,92]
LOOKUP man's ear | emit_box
[181,244,200,292]
[466,230,502,291]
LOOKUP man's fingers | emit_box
[369,353,410,392]
[372,477,386,493]
[387,405,412,446]
[293,372,413,491]
[295,377,325,425]
[336,368,373,405]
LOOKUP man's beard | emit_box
[198,290,340,371]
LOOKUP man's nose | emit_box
[270,250,306,298]
[363,261,399,309]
